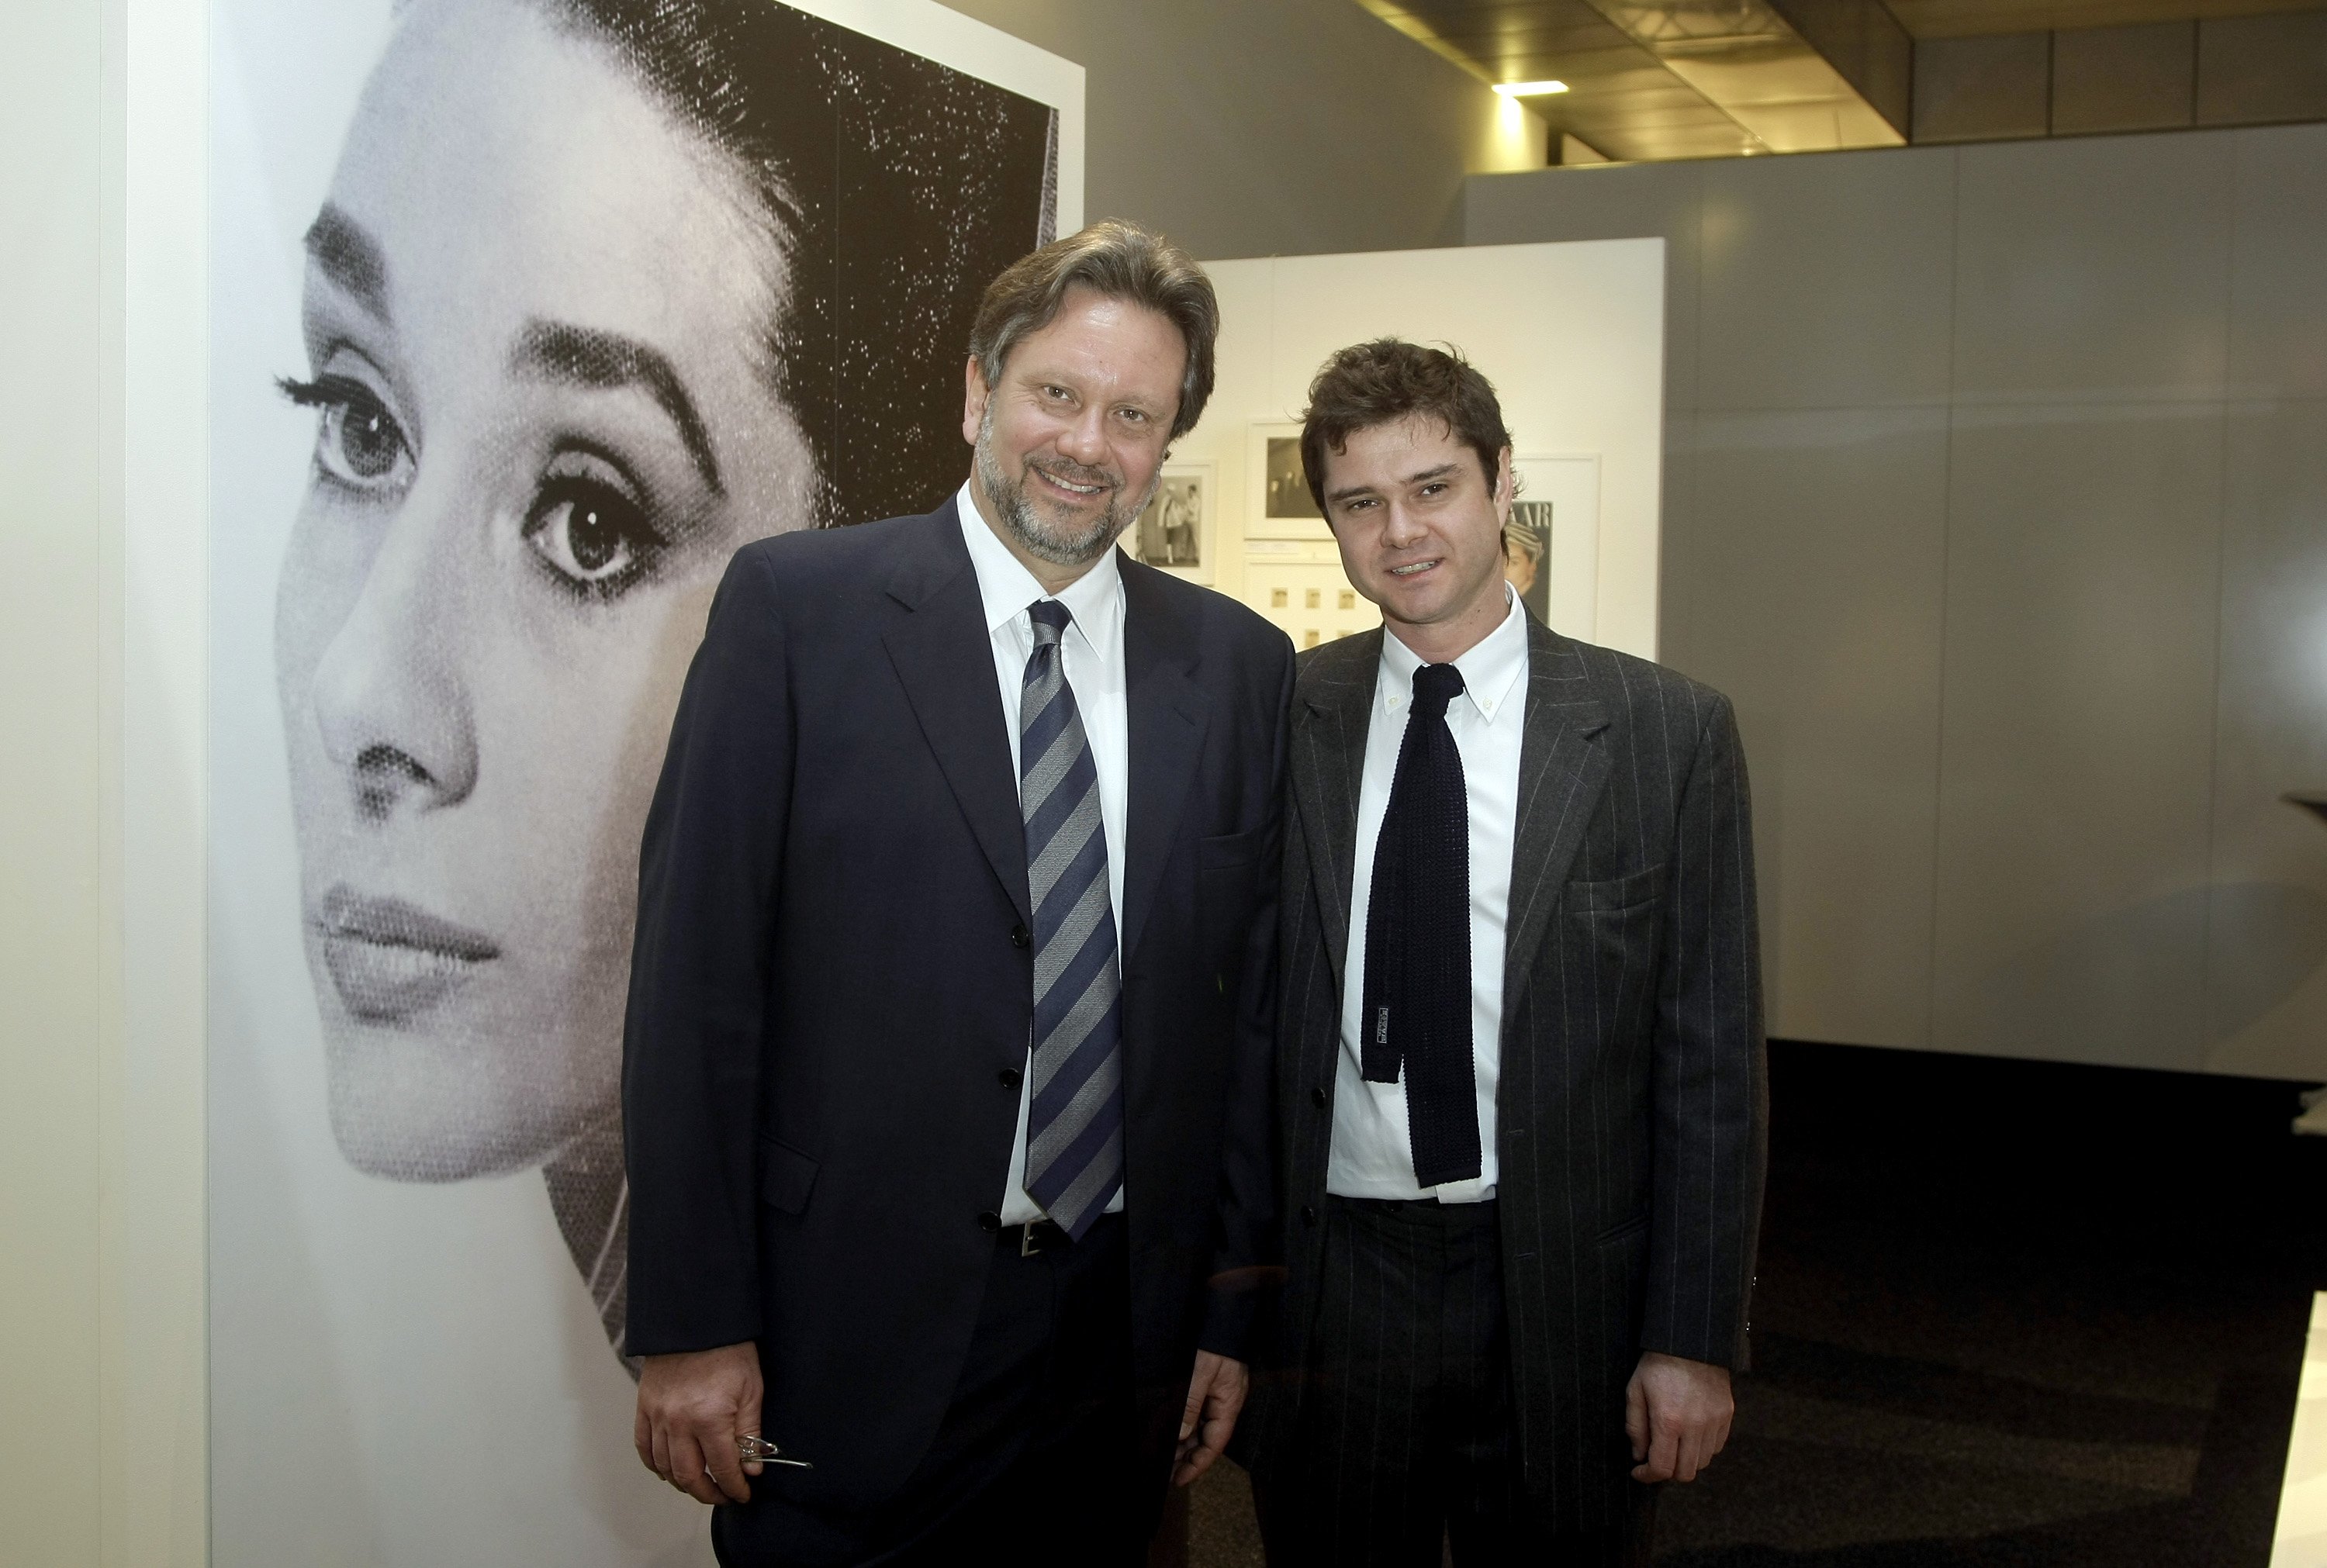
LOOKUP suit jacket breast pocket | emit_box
[1198,829,1261,871]
[759,1136,820,1216]
[1564,862,1665,916]
[1561,864,1665,1025]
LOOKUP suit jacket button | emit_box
[1310,1086,1328,1109]
[1010,924,1030,949]
[999,1066,1023,1090]
[977,1210,1002,1233]
[1301,1204,1319,1226]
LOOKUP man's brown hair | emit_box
[1299,339,1511,513]
[967,219,1219,441]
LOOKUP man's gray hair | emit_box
[967,219,1219,441]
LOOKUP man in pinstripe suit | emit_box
[1245,340,1766,1565]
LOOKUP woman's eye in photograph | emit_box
[521,468,665,597]
[279,372,413,496]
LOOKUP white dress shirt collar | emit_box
[1378,582,1530,727]
[955,479,1125,651]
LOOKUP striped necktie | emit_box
[1018,599,1125,1238]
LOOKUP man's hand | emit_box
[1624,1351,1733,1483]
[1174,1350,1249,1487]
[634,1342,766,1505]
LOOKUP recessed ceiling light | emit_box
[1494,80,1570,97]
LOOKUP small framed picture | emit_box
[1503,501,1552,625]
[1246,422,1332,541]
[1509,454,1601,638]
[1130,461,1214,583]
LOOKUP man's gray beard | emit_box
[973,409,1157,568]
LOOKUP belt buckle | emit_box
[1019,1221,1045,1257]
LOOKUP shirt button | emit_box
[999,1066,1023,1090]
[1301,1204,1319,1227]
[977,1210,1002,1233]
[1310,1086,1328,1109]
[1009,924,1030,949]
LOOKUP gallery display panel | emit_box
[206,4,1081,1562]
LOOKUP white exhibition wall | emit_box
[206,4,1080,1563]
[1182,241,1665,661]
[1469,131,2327,1081]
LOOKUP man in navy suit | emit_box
[621,220,1291,1566]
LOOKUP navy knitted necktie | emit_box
[1360,661,1481,1188]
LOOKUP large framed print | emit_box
[206,3,1082,1562]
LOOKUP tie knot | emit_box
[1029,599,1072,646]
[1412,662,1464,720]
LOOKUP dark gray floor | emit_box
[1183,1041,2323,1566]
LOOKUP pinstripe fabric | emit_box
[1019,599,1125,1240]
[1248,616,1769,1538]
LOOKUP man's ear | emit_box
[961,357,991,449]
[1492,447,1516,522]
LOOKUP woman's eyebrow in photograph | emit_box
[509,319,724,496]
[302,202,391,320]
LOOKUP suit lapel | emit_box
[881,501,1030,924]
[1119,558,1210,965]
[1291,630,1381,991]
[1501,618,1612,1018]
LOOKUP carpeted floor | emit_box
[1181,1041,2326,1566]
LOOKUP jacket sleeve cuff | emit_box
[1198,1277,1263,1361]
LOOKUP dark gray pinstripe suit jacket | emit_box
[1247,616,1768,1533]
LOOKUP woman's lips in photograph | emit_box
[316,886,502,1024]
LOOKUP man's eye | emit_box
[281,374,413,494]
[523,476,660,597]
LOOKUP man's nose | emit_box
[1055,405,1110,468]
[1380,501,1428,549]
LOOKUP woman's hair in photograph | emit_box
[1298,338,1513,513]
[541,0,1056,525]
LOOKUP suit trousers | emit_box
[1253,1197,1652,1568]
[711,1214,1143,1567]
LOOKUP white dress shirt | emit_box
[956,482,1131,1224]
[1326,585,1530,1204]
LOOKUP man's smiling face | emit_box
[963,283,1184,574]
[1319,415,1513,644]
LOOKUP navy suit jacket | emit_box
[621,500,1291,1514]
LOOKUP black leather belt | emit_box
[1007,1217,1074,1255]
[999,1211,1130,1256]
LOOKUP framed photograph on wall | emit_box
[1509,453,1601,639]
[1131,461,1213,582]
[1246,421,1332,540]
[1503,500,1552,625]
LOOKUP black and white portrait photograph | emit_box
[1505,499,1551,623]
[1263,432,1322,519]
[206,2,1081,1561]
[1132,464,1208,577]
